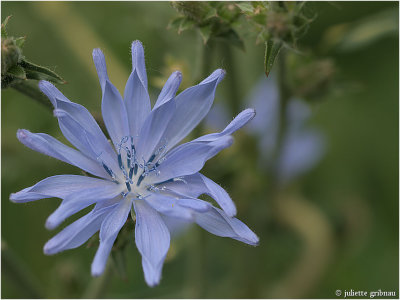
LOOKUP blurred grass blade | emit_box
[264,40,282,77]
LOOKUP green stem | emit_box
[82,262,113,299]
[185,37,214,298]
[186,228,207,298]
[270,49,291,195]
[2,240,43,298]
[11,80,53,111]
[192,38,214,138]
[276,49,290,158]
[220,42,241,115]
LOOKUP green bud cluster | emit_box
[169,1,244,49]
[1,16,65,89]
[237,1,314,47]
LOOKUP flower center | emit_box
[99,136,168,199]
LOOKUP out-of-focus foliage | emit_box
[2,1,399,298]
[322,8,398,52]
[287,54,336,102]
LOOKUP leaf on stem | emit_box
[264,39,282,77]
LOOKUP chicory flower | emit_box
[247,75,326,184]
[10,41,258,287]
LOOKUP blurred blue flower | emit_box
[248,75,326,185]
[207,75,326,186]
[10,41,259,287]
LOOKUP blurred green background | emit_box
[2,1,398,298]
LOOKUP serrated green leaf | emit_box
[7,65,26,79]
[236,2,254,14]
[264,40,282,77]
[199,25,212,44]
[19,59,65,84]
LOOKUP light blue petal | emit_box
[10,175,114,203]
[52,108,120,178]
[159,173,236,217]
[135,99,176,163]
[44,202,117,255]
[195,206,259,246]
[93,48,130,148]
[91,196,132,276]
[146,135,233,183]
[92,48,109,92]
[102,80,130,149]
[153,71,182,109]
[130,40,148,88]
[144,194,193,221]
[162,69,225,152]
[161,215,192,238]
[124,70,151,143]
[157,173,205,198]
[45,183,124,230]
[53,98,118,168]
[16,129,108,178]
[124,41,151,143]
[195,108,256,142]
[134,200,170,287]
[176,198,211,212]
[38,80,70,107]
[199,174,236,217]
[278,129,326,184]
[53,109,99,158]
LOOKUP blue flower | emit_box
[10,41,259,287]
[206,74,326,186]
[247,75,326,185]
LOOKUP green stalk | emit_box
[185,37,214,298]
[11,80,53,111]
[220,42,241,115]
[276,49,291,163]
[82,262,113,299]
[2,240,43,298]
